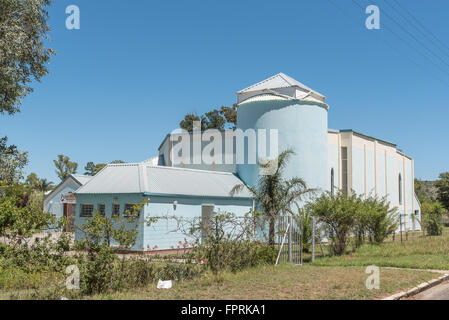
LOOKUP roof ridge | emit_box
[237,73,285,93]
[277,72,294,86]
[145,165,234,175]
[72,174,92,178]
[108,163,140,167]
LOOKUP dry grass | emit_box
[87,264,437,300]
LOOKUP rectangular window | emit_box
[341,147,348,194]
[112,204,120,216]
[98,203,105,216]
[80,204,94,217]
[124,203,140,217]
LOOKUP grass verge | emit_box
[85,264,437,300]
[311,232,449,270]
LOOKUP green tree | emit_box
[179,105,237,132]
[220,105,237,129]
[0,0,55,115]
[36,178,54,193]
[415,178,438,203]
[0,136,28,181]
[231,149,313,247]
[53,154,78,181]
[179,113,202,132]
[359,195,398,245]
[0,181,53,246]
[25,173,39,188]
[74,201,145,294]
[306,190,362,255]
[421,202,445,236]
[203,109,226,130]
[110,160,125,164]
[84,162,107,176]
[436,172,449,211]
[26,173,53,193]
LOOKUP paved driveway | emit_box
[408,281,449,300]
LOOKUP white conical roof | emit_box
[237,73,326,104]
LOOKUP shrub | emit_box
[421,202,445,236]
[306,190,361,255]
[167,211,277,274]
[74,207,143,295]
[361,196,398,244]
[0,266,62,290]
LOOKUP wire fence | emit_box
[274,215,303,265]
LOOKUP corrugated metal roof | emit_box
[238,73,325,98]
[76,164,253,199]
[72,174,94,186]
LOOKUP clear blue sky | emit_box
[1,0,448,183]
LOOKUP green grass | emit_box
[312,231,449,270]
[2,230,449,300]
[86,264,438,300]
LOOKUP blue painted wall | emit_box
[74,193,146,251]
[75,193,253,251]
[44,178,80,231]
[142,195,253,251]
[236,100,328,201]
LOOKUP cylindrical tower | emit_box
[236,73,329,196]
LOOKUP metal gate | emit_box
[274,215,303,265]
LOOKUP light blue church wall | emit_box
[74,193,146,251]
[142,195,253,251]
[237,100,328,202]
[74,193,253,251]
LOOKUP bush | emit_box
[422,202,445,236]
[290,203,317,253]
[306,191,361,255]
[356,195,398,245]
[0,266,62,290]
[166,211,277,274]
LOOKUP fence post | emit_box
[400,214,403,243]
[311,216,316,262]
[288,216,292,263]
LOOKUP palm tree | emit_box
[36,178,54,193]
[231,149,314,247]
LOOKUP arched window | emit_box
[331,168,335,195]
[398,174,402,205]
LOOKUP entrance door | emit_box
[63,203,75,232]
